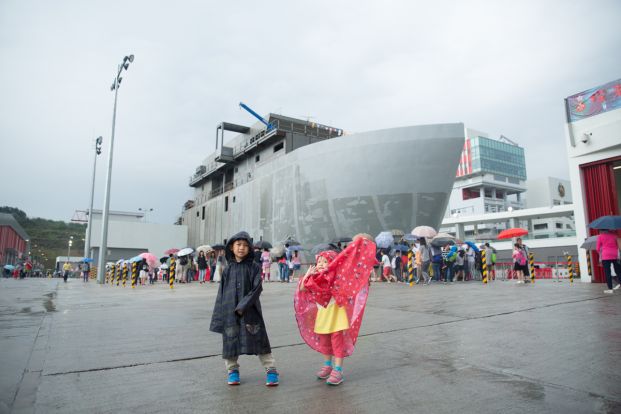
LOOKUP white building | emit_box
[525,177,575,239]
[443,129,527,239]
[565,78,621,283]
[87,210,188,266]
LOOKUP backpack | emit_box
[515,250,526,266]
[179,256,188,266]
[447,252,457,263]
[491,252,497,264]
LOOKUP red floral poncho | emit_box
[294,237,377,357]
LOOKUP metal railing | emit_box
[189,118,341,186]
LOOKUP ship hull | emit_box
[183,123,465,246]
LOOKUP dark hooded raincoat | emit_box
[209,231,272,359]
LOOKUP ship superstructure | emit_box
[183,112,465,247]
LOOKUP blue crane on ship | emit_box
[239,102,275,131]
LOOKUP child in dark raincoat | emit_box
[209,231,279,386]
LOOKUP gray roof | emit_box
[0,213,30,241]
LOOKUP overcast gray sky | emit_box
[1,0,620,224]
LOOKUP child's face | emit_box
[231,240,250,261]
[316,256,329,271]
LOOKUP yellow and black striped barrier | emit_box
[407,250,414,286]
[567,254,574,283]
[529,253,535,284]
[105,265,111,284]
[169,257,176,289]
[122,263,128,287]
[482,249,488,284]
[116,263,121,286]
[131,262,137,288]
[586,252,592,279]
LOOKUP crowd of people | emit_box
[371,237,536,285]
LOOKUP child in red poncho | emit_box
[294,234,377,385]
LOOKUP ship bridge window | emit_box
[274,142,284,153]
[225,196,229,212]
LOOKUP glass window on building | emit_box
[534,223,548,230]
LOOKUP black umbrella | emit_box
[212,244,225,250]
[281,237,300,245]
[254,240,272,249]
[159,256,168,264]
[331,236,352,244]
[311,243,341,256]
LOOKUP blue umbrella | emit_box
[82,258,94,263]
[4,264,15,271]
[402,234,418,242]
[375,231,394,249]
[589,215,621,230]
[464,241,480,252]
[392,244,410,252]
[129,255,144,263]
[288,245,305,252]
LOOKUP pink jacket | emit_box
[596,233,620,260]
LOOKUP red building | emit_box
[0,213,30,266]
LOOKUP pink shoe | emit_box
[316,365,332,379]
[326,369,344,385]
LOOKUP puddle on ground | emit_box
[43,292,56,312]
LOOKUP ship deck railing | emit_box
[189,118,340,187]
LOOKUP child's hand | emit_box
[305,265,316,276]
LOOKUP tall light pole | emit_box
[84,136,103,259]
[96,54,135,284]
[67,237,73,262]
[138,207,154,222]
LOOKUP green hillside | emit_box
[1,206,86,269]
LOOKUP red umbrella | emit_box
[497,228,528,240]
[164,248,179,255]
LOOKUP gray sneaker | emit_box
[613,284,620,290]
[604,289,614,294]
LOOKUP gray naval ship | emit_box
[182,111,465,247]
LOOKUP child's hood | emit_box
[225,231,255,263]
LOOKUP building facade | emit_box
[565,78,621,283]
[525,177,575,239]
[444,129,527,238]
[87,210,188,266]
[0,213,29,266]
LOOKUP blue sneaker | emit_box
[227,370,240,385]
[266,369,279,386]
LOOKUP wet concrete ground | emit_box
[0,277,619,414]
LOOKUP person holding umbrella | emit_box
[516,238,530,282]
[596,230,621,293]
[197,250,209,284]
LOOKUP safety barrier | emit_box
[169,257,176,289]
[482,249,488,284]
[494,261,575,281]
